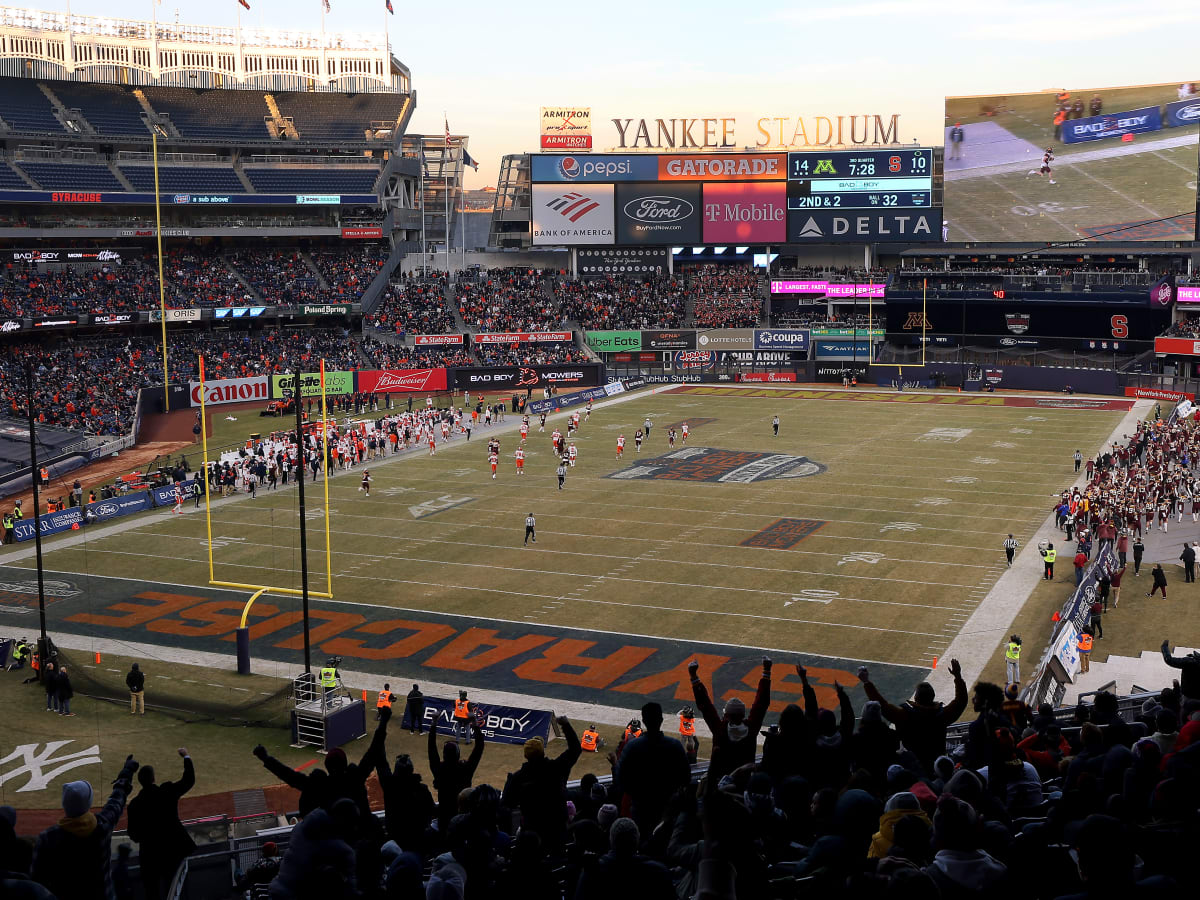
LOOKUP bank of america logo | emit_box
[546,192,600,222]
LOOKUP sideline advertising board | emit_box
[454,364,604,390]
[585,331,642,352]
[357,369,449,393]
[270,371,355,399]
[188,376,270,408]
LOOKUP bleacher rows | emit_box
[0,76,408,144]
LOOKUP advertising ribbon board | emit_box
[414,334,465,346]
[1062,106,1163,144]
[585,331,642,352]
[408,696,552,746]
[84,491,154,523]
[188,376,270,408]
[472,332,573,344]
[14,507,83,541]
[357,369,449,393]
[271,371,355,399]
[454,365,603,390]
[641,330,696,351]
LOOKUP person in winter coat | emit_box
[31,756,139,900]
[688,656,772,781]
[1147,563,1168,598]
[126,748,196,900]
[374,751,434,854]
[42,662,57,713]
[254,707,391,818]
[809,682,856,789]
[850,699,901,791]
[269,798,359,900]
[859,659,968,774]
[427,716,484,835]
[502,716,582,852]
[1161,640,1200,701]
[611,703,690,837]
[575,817,673,900]
[922,794,1009,898]
[55,666,74,717]
[868,792,930,858]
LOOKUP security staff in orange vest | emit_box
[39,467,49,487]
[376,682,394,720]
[1078,629,1094,673]
[623,718,643,744]
[678,706,698,763]
[580,725,600,752]
[453,690,473,745]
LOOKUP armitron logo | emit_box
[813,159,837,174]
[902,312,931,330]
[545,192,599,222]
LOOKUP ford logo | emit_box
[1177,104,1200,121]
[97,502,118,516]
[1000,338,1017,346]
[625,196,693,222]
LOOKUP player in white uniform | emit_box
[489,451,499,479]
[568,442,578,467]
[616,434,625,459]
[514,447,525,474]
[681,423,689,443]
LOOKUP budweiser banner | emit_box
[415,334,465,346]
[357,369,449,393]
[472,332,573,345]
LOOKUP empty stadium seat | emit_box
[0,77,66,134]
[120,165,245,194]
[272,91,406,142]
[18,162,124,192]
[0,161,28,189]
[49,81,149,137]
[139,87,271,142]
[242,168,379,194]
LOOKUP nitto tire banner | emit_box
[189,376,270,408]
[454,364,604,390]
[357,369,449,394]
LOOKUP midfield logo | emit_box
[607,447,825,483]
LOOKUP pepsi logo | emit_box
[558,157,581,179]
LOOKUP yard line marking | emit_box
[1151,149,1197,174]
[1074,167,1162,219]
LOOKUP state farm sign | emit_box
[472,332,573,344]
[357,368,448,393]
[189,376,270,408]
[414,334,465,346]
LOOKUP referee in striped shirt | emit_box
[1003,534,1019,566]
[524,513,536,546]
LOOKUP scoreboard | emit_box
[787,149,933,210]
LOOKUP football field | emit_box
[0,386,1134,715]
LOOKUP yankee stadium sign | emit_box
[610,115,901,149]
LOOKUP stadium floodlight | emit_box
[691,247,707,255]
[713,247,727,254]
[671,247,684,255]
[736,246,750,254]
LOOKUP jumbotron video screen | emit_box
[943,79,1200,242]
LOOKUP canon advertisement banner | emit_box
[189,376,270,408]
[472,332,573,344]
[532,184,614,246]
[703,182,786,243]
[454,364,604,390]
[530,154,659,183]
[577,247,669,277]
[540,107,592,150]
[615,183,702,244]
[357,369,449,393]
[414,334,465,346]
[788,208,941,242]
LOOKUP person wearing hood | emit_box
[850,698,900,789]
[269,798,359,900]
[126,748,196,900]
[868,792,930,858]
[688,657,772,781]
[375,751,434,854]
[575,817,672,900]
[31,755,139,900]
[859,659,968,774]
[254,706,391,819]
[1161,640,1200,702]
[425,856,467,900]
[922,794,1009,898]
[501,715,582,852]
[612,702,690,838]
[428,715,484,835]
[809,681,856,789]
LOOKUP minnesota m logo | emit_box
[813,159,837,175]
[903,312,931,330]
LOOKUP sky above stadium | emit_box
[64,0,1200,189]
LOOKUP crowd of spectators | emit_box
[226,248,323,307]
[358,338,474,370]
[369,278,457,336]
[474,342,588,367]
[689,265,763,328]
[1162,316,1200,339]
[163,248,249,309]
[772,309,878,328]
[456,268,563,334]
[1,259,161,318]
[309,245,388,302]
[7,654,1198,899]
[554,275,689,330]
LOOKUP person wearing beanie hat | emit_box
[501,715,580,852]
[688,656,773,782]
[234,840,281,892]
[596,803,619,832]
[32,755,138,900]
[859,659,968,774]
[869,792,930,858]
[427,712,485,836]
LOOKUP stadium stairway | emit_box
[262,94,298,140]
[300,251,329,290]
[132,89,181,139]
[220,254,266,303]
[231,160,255,193]
[683,284,698,326]
[1064,645,1197,705]
[37,82,91,136]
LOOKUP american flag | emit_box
[444,116,452,145]
[385,0,394,12]
[237,0,250,8]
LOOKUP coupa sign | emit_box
[754,329,809,351]
[188,376,270,408]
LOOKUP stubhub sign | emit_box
[530,154,659,182]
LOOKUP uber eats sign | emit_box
[585,331,642,352]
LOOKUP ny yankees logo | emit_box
[0,741,102,793]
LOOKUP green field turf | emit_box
[945,81,1199,242]
[4,388,1131,689]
